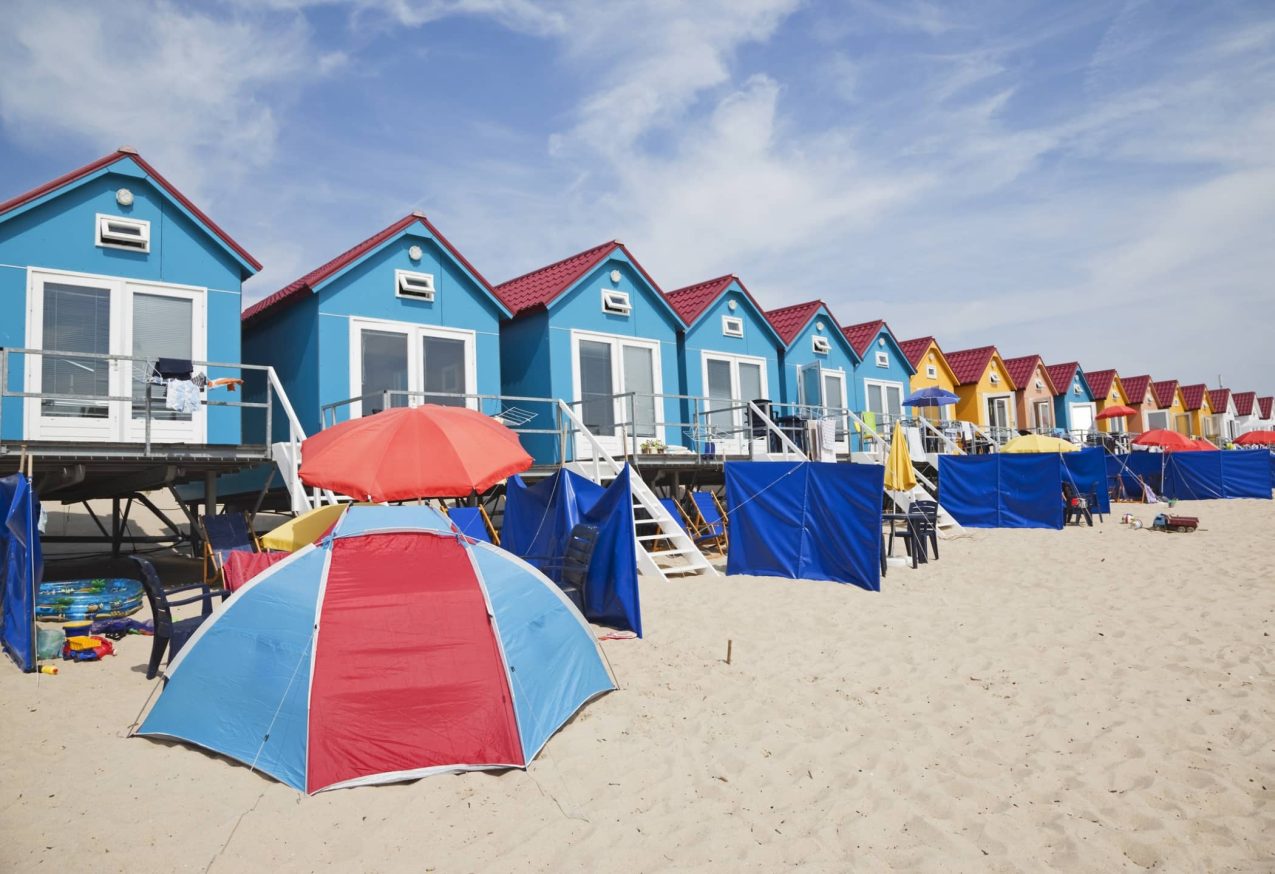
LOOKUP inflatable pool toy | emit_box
[35,578,144,622]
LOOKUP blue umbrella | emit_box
[902,387,959,407]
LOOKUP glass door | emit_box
[1032,399,1053,431]
[821,370,848,449]
[360,329,410,416]
[703,353,767,453]
[622,345,656,439]
[572,331,661,456]
[421,334,468,406]
[30,277,118,440]
[123,285,204,444]
[986,396,1012,433]
[349,320,476,419]
[578,339,616,437]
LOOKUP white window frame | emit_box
[25,266,206,443]
[925,364,937,379]
[811,335,831,355]
[395,269,436,301]
[989,371,1000,385]
[601,289,631,316]
[874,350,889,368]
[95,213,151,253]
[347,316,478,417]
[569,328,664,454]
[721,315,744,338]
[701,351,768,453]
[863,378,905,424]
[983,392,1015,430]
[1146,410,1169,431]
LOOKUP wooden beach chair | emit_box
[447,505,500,545]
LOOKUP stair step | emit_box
[636,534,668,542]
[648,547,700,558]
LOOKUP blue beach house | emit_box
[496,242,684,462]
[0,148,259,446]
[1044,361,1098,439]
[842,319,916,434]
[241,213,509,439]
[663,275,785,454]
[764,301,861,453]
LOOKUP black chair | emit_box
[908,500,940,560]
[1062,483,1093,527]
[556,523,600,613]
[132,556,228,680]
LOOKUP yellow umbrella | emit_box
[1002,434,1079,454]
[259,503,350,553]
[883,422,917,492]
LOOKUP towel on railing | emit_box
[819,418,838,461]
[165,379,202,414]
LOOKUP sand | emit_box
[2,498,1273,872]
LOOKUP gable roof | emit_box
[0,147,261,275]
[765,301,826,346]
[1233,391,1256,417]
[1044,362,1084,397]
[494,241,675,321]
[242,213,506,323]
[1207,388,1231,413]
[841,320,885,358]
[1259,396,1274,419]
[1122,374,1152,403]
[1002,355,1054,393]
[663,275,784,346]
[1180,383,1210,411]
[1151,379,1180,408]
[945,346,999,386]
[898,336,935,369]
[1084,368,1121,400]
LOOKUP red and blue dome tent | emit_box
[136,504,615,793]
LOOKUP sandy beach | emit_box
[2,498,1273,872]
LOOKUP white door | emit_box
[986,395,1013,433]
[571,330,662,456]
[865,380,904,435]
[702,352,766,454]
[821,370,849,452]
[349,319,477,419]
[1070,403,1095,439]
[27,270,206,443]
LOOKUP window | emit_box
[926,364,937,379]
[1147,410,1169,430]
[1073,383,1081,395]
[811,335,831,354]
[351,320,475,417]
[722,315,744,337]
[96,214,150,252]
[395,270,435,301]
[1035,379,1044,391]
[989,372,1000,385]
[601,289,631,315]
[875,351,889,368]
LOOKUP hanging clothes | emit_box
[165,379,201,414]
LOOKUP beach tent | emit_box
[939,454,1064,529]
[502,466,641,636]
[0,474,41,673]
[724,461,883,591]
[136,505,614,794]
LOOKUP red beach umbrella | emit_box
[1131,428,1199,452]
[1096,404,1137,420]
[299,404,533,501]
[1190,438,1217,451]
[1234,430,1275,446]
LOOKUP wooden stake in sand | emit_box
[726,639,733,665]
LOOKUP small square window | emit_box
[989,372,1000,385]
[1035,379,1044,390]
[602,289,631,315]
[875,351,889,368]
[396,270,435,300]
[722,315,744,338]
[811,335,831,355]
[926,364,937,379]
[1073,384,1081,395]
[96,214,150,252]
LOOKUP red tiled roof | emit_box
[1122,374,1152,404]
[1045,362,1080,397]
[1206,388,1230,413]
[0,148,261,272]
[842,320,885,358]
[897,337,935,369]
[242,213,500,323]
[945,346,997,386]
[764,300,828,346]
[664,275,734,324]
[1233,391,1256,416]
[1084,368,1119,399]
[1151,380,1179,408]
[494,240,673,319]
[1002,355,1047,392]
[1180,383,1209,411]
[1258,396,1274,419]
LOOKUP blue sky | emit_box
[2,0,1273,395]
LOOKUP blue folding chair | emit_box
[447,506,499,545]
[199,512,260,584]
[688,491,728,553]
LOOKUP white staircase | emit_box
[559,402,717,581]
[267,367,342,514]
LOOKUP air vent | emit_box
[1035,379,1044,390]
[396,270,436,301]
[1073,384,1081,395]
[990,372,1000,385]
[812,335,831,355]
[96,214,150,252]
[926,365,937,379]
[602,289,631,315]
[875,351,888,368]
[722,315,744,337]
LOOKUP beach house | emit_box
[1207,388,1236,444]
[898,337,958,421]
[0,148,259,447]
[1044,362,1096,440]
[497,241,684,461]
[1232,391,1259,435]
[241,213,509,439]
[1179,384,1214,441]
[1002,355,1057,433]
[1119,374,1152,435]
[663,275,784,454]
[1149,379,1189,434]
[1256,396,1274,430]
[945,346,1017,439]
[1084,369,1132,433]
[842,320,916,434]
[765,301,861,451]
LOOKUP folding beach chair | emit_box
[447,505,500,545]
[687,491,728,554]
[199,512,262,584]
